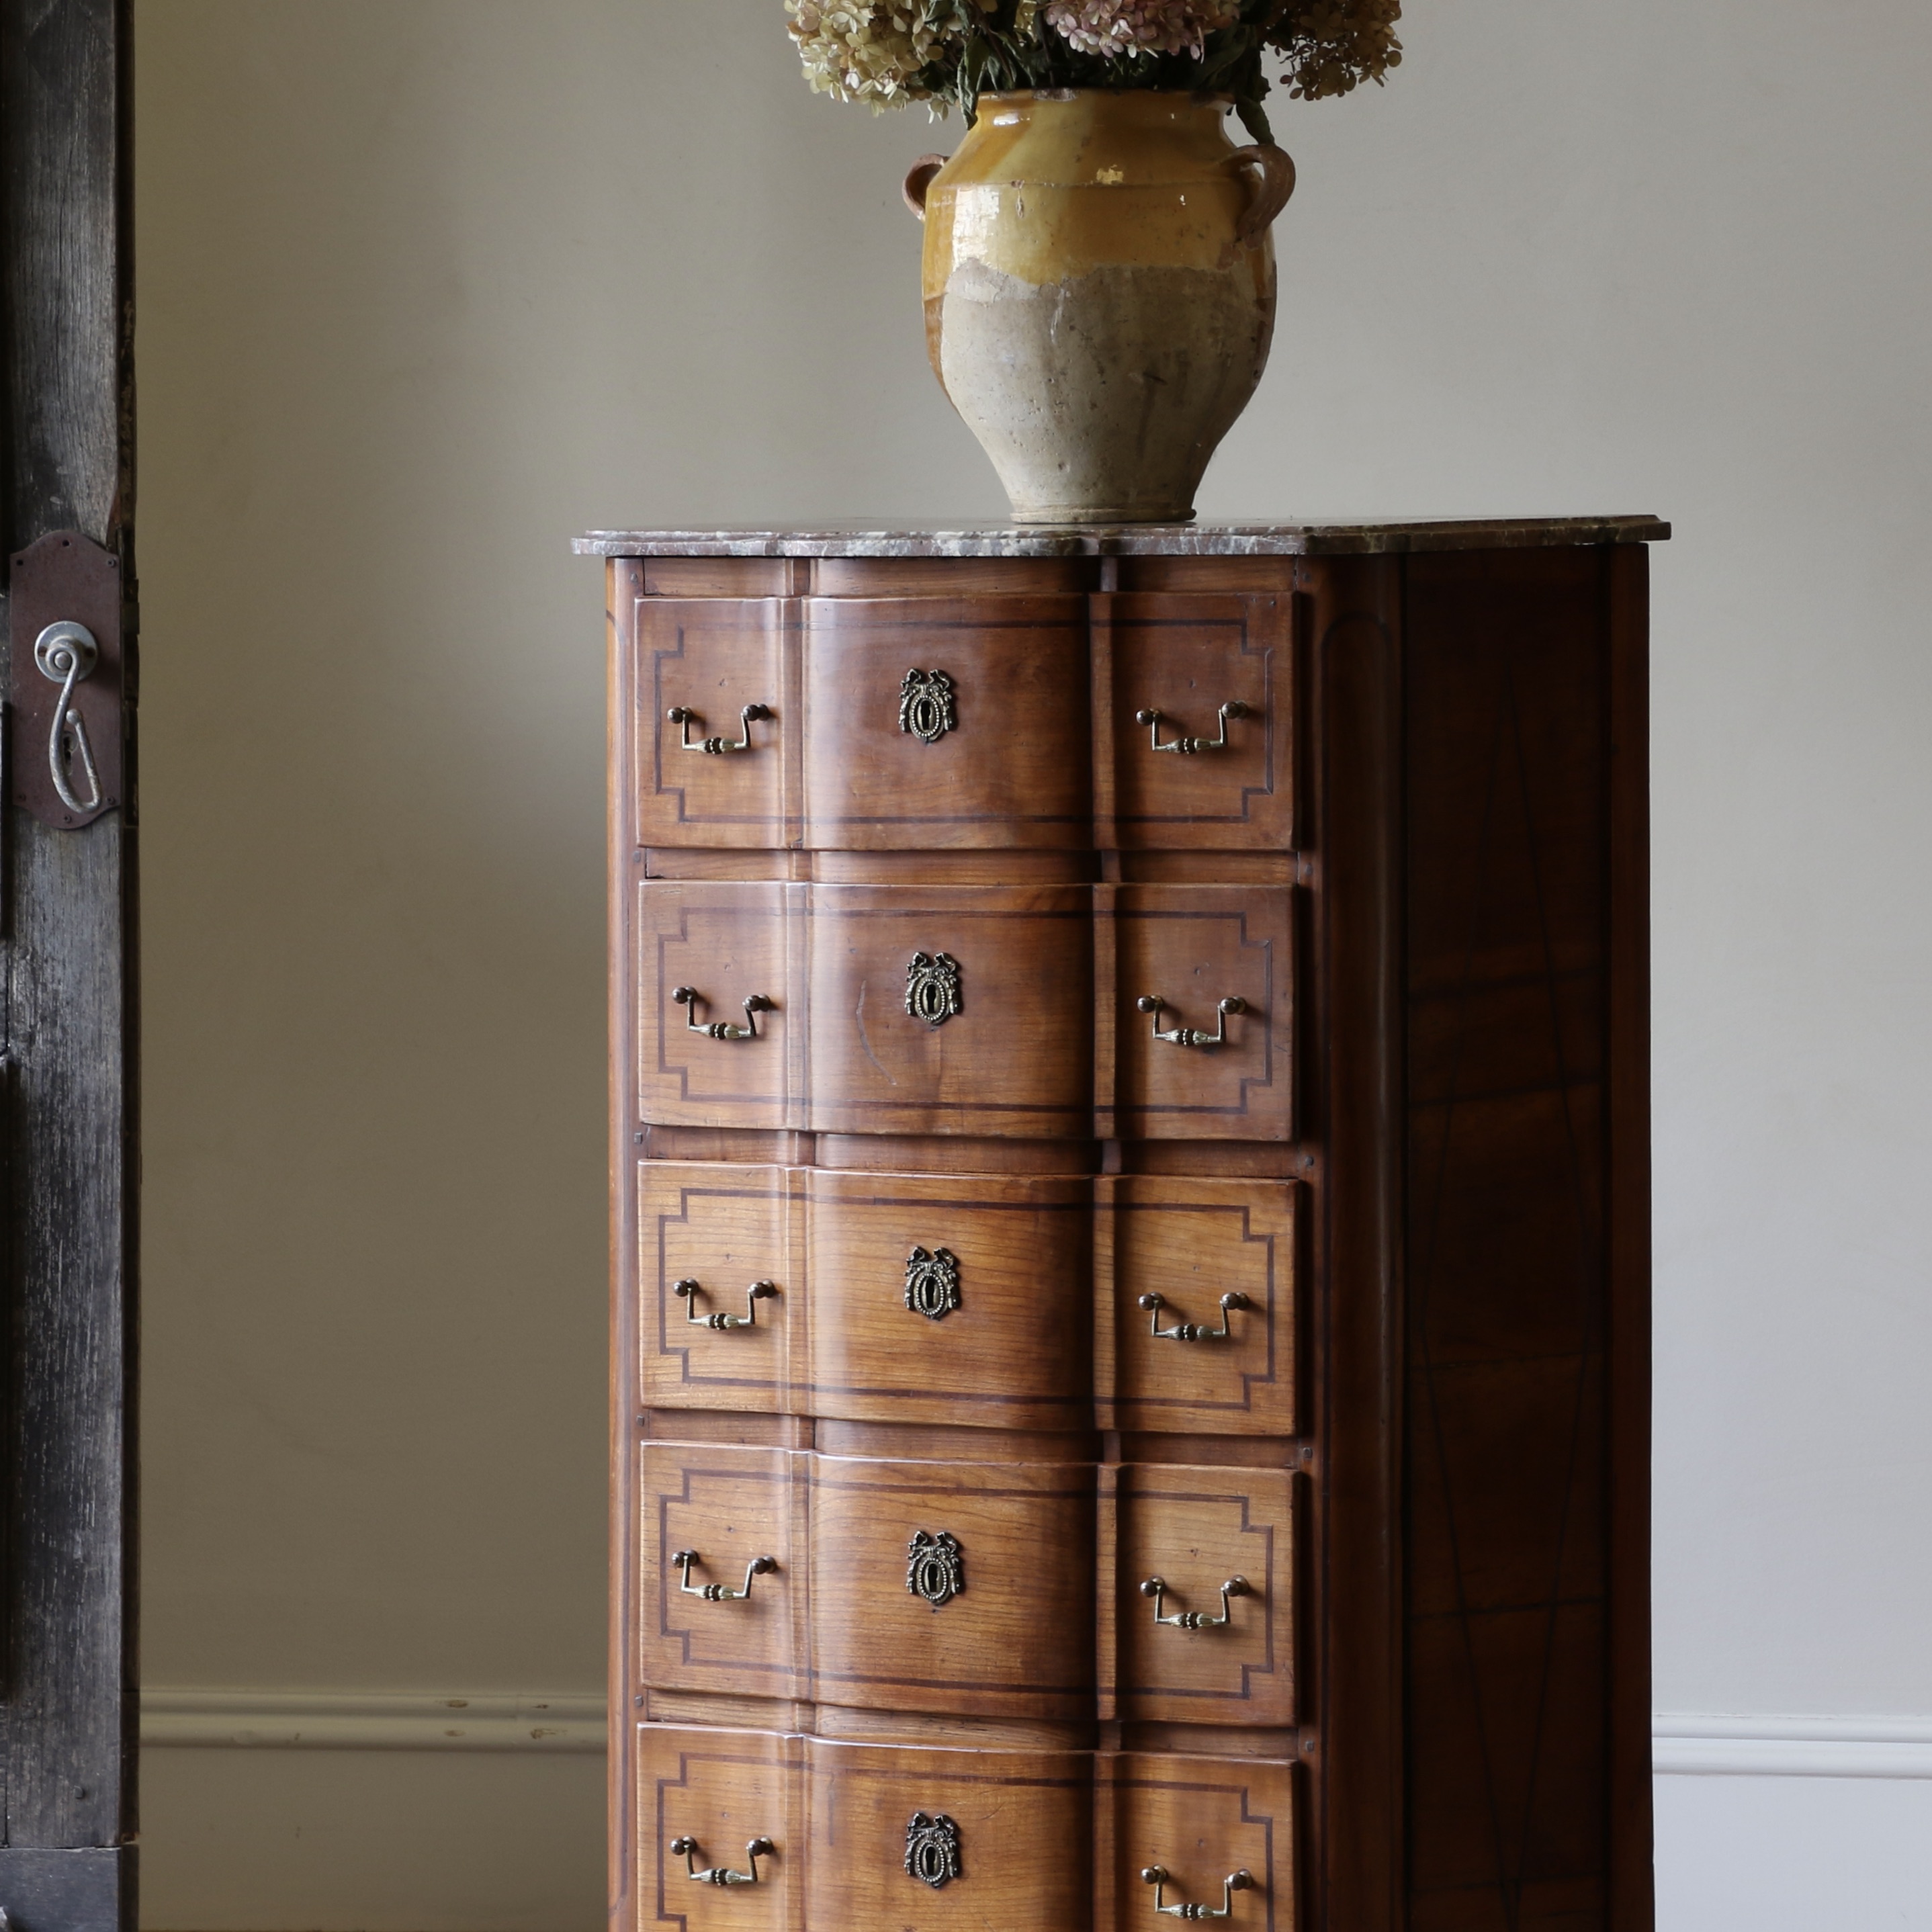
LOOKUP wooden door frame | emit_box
[0,1,138,1925]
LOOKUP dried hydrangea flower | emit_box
[785,0,973,109]
[1043,0,1241,62]
[1268,0,1402,99]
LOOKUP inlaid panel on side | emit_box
[1097,885,1297,1141]
[807,1454,1098,1722]
[799,595,1091,849]
[640,1444,807,1701]
[807,1739,1094,1932]
[632,597,793,850]
[1094,1176,1299,1437]
[1099,1466,1297,1727]
[638,1724,807,1931]
[640,1163,797,1416]
[1092,592,1296,851]
[637,881,798,1131]
[1095,1751,1296,1931]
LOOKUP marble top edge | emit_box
[572,517,1671,558]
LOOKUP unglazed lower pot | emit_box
[906,90,1293,525]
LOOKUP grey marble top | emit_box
[573,516,1669,559]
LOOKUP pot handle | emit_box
[1226,144,1296,245]
[903,153,950,221]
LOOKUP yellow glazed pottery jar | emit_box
[905,89,1293,525]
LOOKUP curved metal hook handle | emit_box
[674,986,775,1041]
[1135,701,1249,755]
[1140,1573,1252,1632]
[1137,995,1245,1050]
[672,1278,778,1331]
[673,1549,779,1604]
[35,621,103,814]
[670,1835,776,1886]
[667,703,772,754]
[1138,1291,1249,1344]
[1226,142,1296,245]
[1141,1864,1256,1919]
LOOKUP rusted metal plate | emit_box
[9,528,125,828]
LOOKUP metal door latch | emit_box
[9,530,126,828]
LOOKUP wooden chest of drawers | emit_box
[586,521,1665,1932]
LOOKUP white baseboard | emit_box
[140,1688,607,1754]
[142,1694,1932,1779]
[1653,1712,1932,1779]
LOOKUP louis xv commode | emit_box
[579,518,1666,1932]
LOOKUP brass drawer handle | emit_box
[674,1549,778,1603]
[1141,1573,1252,1631]
[1141,1865,1256,1919]
[1139,1290,1249,1344]
[666,703,772,754]
[673,1278,778,1331]
[1135,701,1249,755]
[1137,994,1245,1049]
[673,985,775,1041]
[670,1835,775,1886]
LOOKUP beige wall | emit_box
[138,1,1932,1926]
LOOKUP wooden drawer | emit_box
[636,1724,1090,1931]
[799,597,1091,849]
[640,1163,1091,1429]
[631,599,791,852]
[1095,1177,1299,1437]
[1100,1465,1297,1727]
[1093,592,1295,851]
[1097,886,1297,1141]
[807,1738,1092,1931]
[640,1444,806,1704]
[638,1724,806,1931]
[638,1444,1096,1721]
[808,1452,1096,1722]
[629,594,1091,850]
[635,882,1094,1137]
[1096,1751,1296,1930]
[635,1725,1292,1932]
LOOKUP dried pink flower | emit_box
[1043,0,1241,62]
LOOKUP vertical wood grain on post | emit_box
[0,0,137,1919]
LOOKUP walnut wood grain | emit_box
[1100,1465,1297,1728]
[1092,592,1296,851]
[639,1445,806,1702]
[635,879,798,1129]
[638,1162,1092,1429]
[805,1169,1092,1430]
[1303,553,1405,1932]
[640,1164,796,1416]
[799,595,1091,849]
[806,1739,1093,1931]
[808,1454,1097,1722]
[801,882,1094,1137]
[637,1725,806,1931]
[1095,1177,1299,1437]
[1096,885,1297,1141]
[633,598,793,850]
[1094,1751,1296,1931]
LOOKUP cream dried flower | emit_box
[1043,0,1241,62]
[786,0,969,109]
